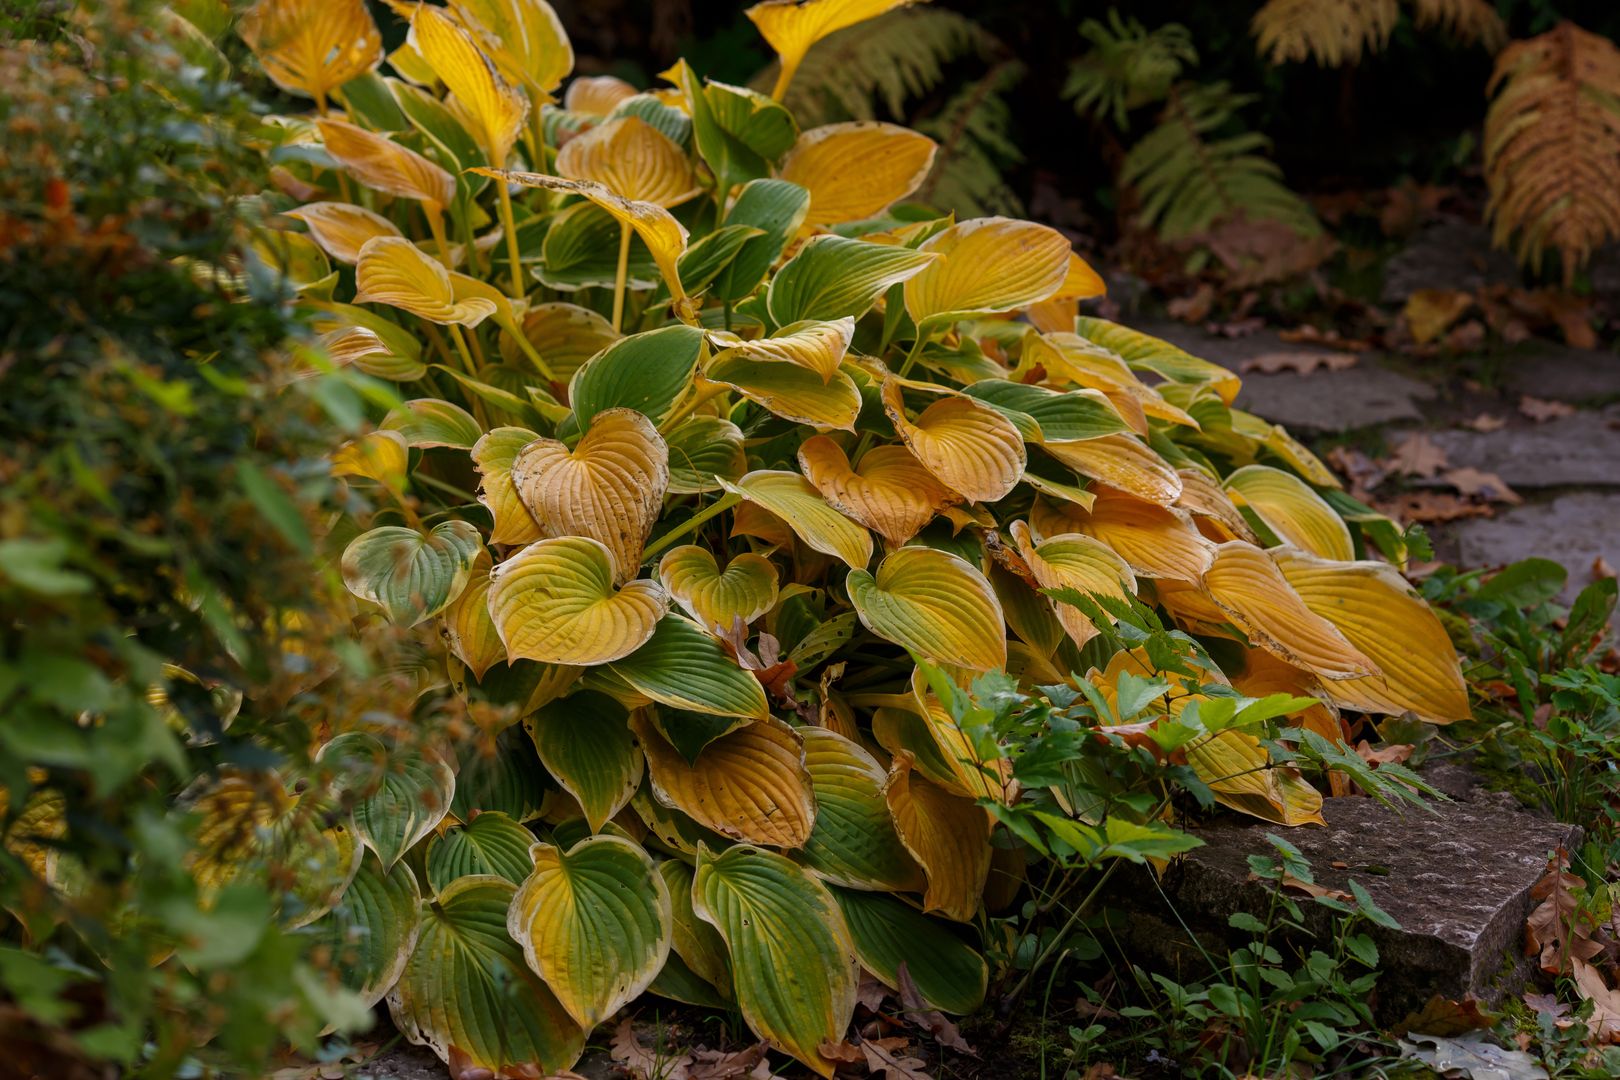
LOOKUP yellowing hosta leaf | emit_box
[355,237,496,327]
[425,811,537,890]
[798,436,959,547]
[318,118,457,210]
[444,549,506,680]
[511,408,669,579]
[847,546,1005,672]
[319,732,456,870]
[798,727,925,892]
[238,0,382,103]
[1067,490,1214,583]
[411,5,529,164]
[704,356,862,431]
[1229,649,1344,743]
[658,859,733,997]
[452,0,573,96]
[691,843,858,1078]
[308,853,420,1010]
[486,536,667,664]
[565,74,638,114]
[1223,465,1354,562]
[1202,542,1377,681]
[720,471,873,569]
[1176,467,1259,543]
[1273,548,1470,723]
[1229,411,1340,489]
[503,302,619,381]
[524,691,643,830]
[471,427,544,545]
[832,887,987,1014]
[331,429,409,492]
[882,380,1025,504]
[390,876,584,1076]
[904,217,1071,327]
[766,234,940,325]
[472,169,690,305]
[556,116,699,207]
[610,616,771,720]
[713,317,855,382]
[1072,316,1241,406]
[341,521,482,626]
[1026,252,1107,334]
[883,752,991,923]
[1009,520,1136,649]
[778,122,937,225]
[631,713,815,848]
[1186,730,1325,827]
[658,546,780,633]
[508,835,672,1029]
[382,398,482,449]
[1043,435,1183,506]
[747,0,917,99]
[284,202,401,264]
[666,415,747,494]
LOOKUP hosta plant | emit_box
[226,0,1472,1075]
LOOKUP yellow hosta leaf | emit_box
[1026,252,1108,332]
[904,217,1071,327]
[1043,434,1183,506]
[882,380,1025,504]
[712,317,855,383]
[846,546,1005,672]
[908,669,1015,801]
[1186,730,1325,827]
[1224,465,1354,561]
[658,546,780,633]
[631,713,816,848]
[316,119,457,210]
[747,0,917,100]
[883,752,991,923]
[444,549,506,680]
[1175,467,1260,543]
[1229,410,1340,489]
[411,5,529,164]
[511,408,669,579]
[503,302,619,381]
[1272,548,1470,723]
[331,429,410,492]
[1067,490,1214,583]
[1202,542,1376,681]
[798,436,959,546]
[556,116,700,207]
[564,74,639,114]
[471,169,690,306]
[1153,577,1239,636]
[1009,520,1136,649]
[452,0,574,96]
[238,0,382,103]
[719,471,873,569]
[1229,649,1344,743]
[284,202,401,264]
[508,835,672,1029]
[703,356,862,431]
[486,537,667,664]
[471,427,544,545]
[778,122,937,225]
[354,237,496,326]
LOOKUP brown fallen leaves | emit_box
[1525,848,1620,1045]
[610,1019,771,1080]
[1239,350,1359,376]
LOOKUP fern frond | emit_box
[770,8,989,127]
[1484,21,1620,279]
[1251,0,1398,67]
[1408,0,1507,51]
[1063,11,1197,129]
[1121,81,1320,241]
[915,59,1025,216]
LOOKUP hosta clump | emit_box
[233,0,1471,1074]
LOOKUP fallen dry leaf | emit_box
[611,1017,691,1080]
[1169,283,1215,323]
[1393,995,1498,1037]
[689,1043,769,1080]
[1525,848,1604,977]
[818,1039,865,1066]
[1594,557,1616,581]
[1264,872,1352,903]
[1573,957,1620,1043]
[896,964,975,1055]
[1461,414,1506,433]
[1379,491,1496,524]
[1277,325,1373,352]
[1443,318,1486,352]
[1442,467,1522,505]
[856,971,891,1013]
[859,1038,932,1080]
[1355,740,1414,766]
[1239,350,1359,376]
[1519,395,1576,423]
[1404,288,1474,346]
[1385,433,1449,479]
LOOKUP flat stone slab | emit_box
[1115,779,1577,1020]
[1501,343,1620,405]
[1380,222,1521,304]
[1446,491,1620,594]
[1428,407,1620,488]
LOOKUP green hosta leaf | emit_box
[450,721,552,823]
[1073,316,1240,403]
[648,951,731,1008]
[664,415,747,494]
[381,398,483,449]
[305,853,421,1009]
[964,380,1131,442]
[669,59,766,201]
[508,835,672,1029]
[677,224,767,296]
[319,732,456,870]
[647,707,753,765]
[340,521,482,627]
[715,178,812,303]
[831,887,987,1015]
[767,235,939,325]
[609,615,770,720]
[569,323,706,430]
[706,80,799,160]
[797,728,925,893]
[426,811,535,892]
[389,876,584,1075]
[609,92,693,146]
[631,785,730,858]
[657,859,732,997]
[537,200,659,291]
[692,844,858,1078]
[391,81,488,200]
[523,691,643,831]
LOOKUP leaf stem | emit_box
[424,203,454,268]
[611,221,632,332]
[495,181,526,301]
[641,493,742,564]
[448,324,479,377]
[769,56,801,101]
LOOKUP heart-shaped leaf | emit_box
[307,852,420,1010]
[779,121,937,225]
[904,216,1071,327]
[831,886,987,1014]
[720,471,872,569]
[285,201,401,264]
[767,235,940,325]
[797,727,924,892]
[964,380,1131,443]
[317,118,456,210]
[1061,490,1214,583]
[331,429,410,492]
[1224,465,1354,562]
[410,6,528,164]
[341,520,482,626]
[798,436,960,547]
[486,536,667,665]
[704,356,862,431]
[1010,520,1136,650]
[425,811,535,891]
[746,0,915,100]
[1043,434,1183,506]
[556,115,699,207]
[443,549,506,680]
[381,398,482,449]
[319,732,456,870]
[355,236,496,327]
[471,427,544,545]
[715,178,811,302]
[569,323,706,429]
[610,615,771,719]
[239,0,382,103]
[503,302,619,382]
[712,317,854,382]
[524,690,644,831]
[658,545,780,633]
[509,835,673,1029]
[847,546,1005,673]
[882,380,1025,504]
[882,752,991,923]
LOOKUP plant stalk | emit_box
[495,180,526,301]
[611,221,632,332]
[641,493,741,564]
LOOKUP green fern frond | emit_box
[1063,11,1197,129]
[915,59,1026,217]
[1121,81,1320,241]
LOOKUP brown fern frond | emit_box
[1408,0,1507,52]
[1484,21,1620,279]
[1251,0,1398,67]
